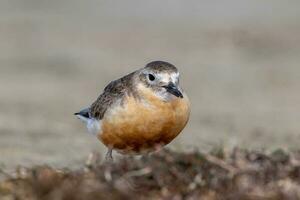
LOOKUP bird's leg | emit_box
[105,148,113,162]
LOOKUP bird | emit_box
[75,61,190,161]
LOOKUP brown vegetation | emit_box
[1,148,300,200]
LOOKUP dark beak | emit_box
[163,83,183,98]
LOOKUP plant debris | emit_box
[1,148,300,200]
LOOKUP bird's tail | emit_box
[74,107,90,123]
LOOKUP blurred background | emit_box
[0,0,300,169]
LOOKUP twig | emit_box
[123,167,152,178]
[0,168,12,179]
[205,154,237,175]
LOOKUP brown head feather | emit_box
[144,61,178,73]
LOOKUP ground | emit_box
[1,149,300,200]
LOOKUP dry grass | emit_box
[1,148,300,200]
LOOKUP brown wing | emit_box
[90,72,137,120]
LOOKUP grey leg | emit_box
[105,148,113,162]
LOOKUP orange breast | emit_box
[98,84,190,154]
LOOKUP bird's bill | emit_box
[163,83,183,98]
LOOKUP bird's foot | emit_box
[105,148,113,163]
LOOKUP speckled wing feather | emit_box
[90,72,137,120]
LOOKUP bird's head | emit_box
[138,61,183,99]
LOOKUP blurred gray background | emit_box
[1,0,300,168]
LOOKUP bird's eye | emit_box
[148,74,155,81]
